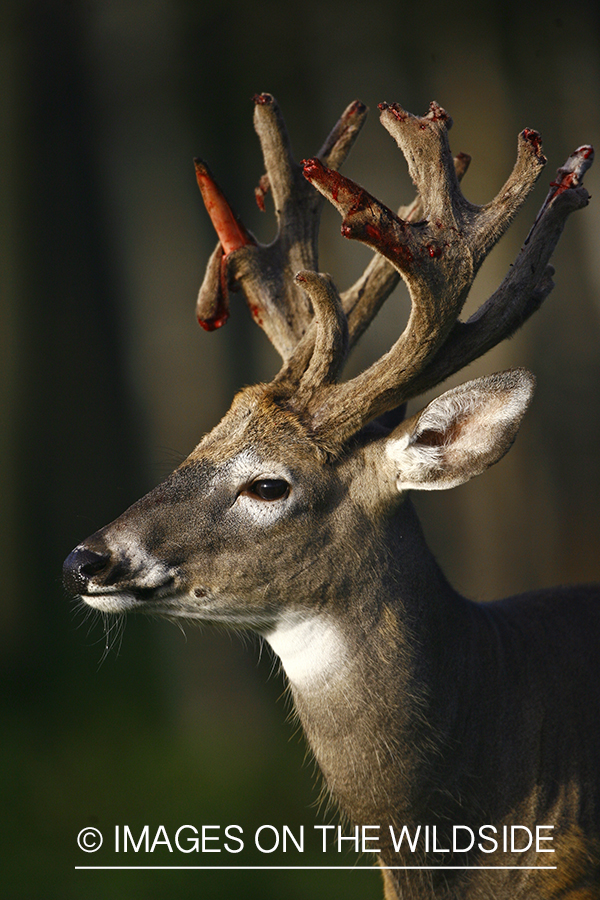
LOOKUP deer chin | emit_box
[80,590,147,614]
[77,575,174,610]
[81,584,280,629]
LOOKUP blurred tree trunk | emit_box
[2,0,149,695]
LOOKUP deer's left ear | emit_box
[383,370,535,492]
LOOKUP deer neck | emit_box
[265,498,480,839]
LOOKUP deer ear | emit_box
[384,370,535,492]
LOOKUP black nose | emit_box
[63,545,110,596]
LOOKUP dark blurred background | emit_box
[2,0,600,897]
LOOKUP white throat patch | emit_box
[265,614,348,692]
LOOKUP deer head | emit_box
[63,95,591,627]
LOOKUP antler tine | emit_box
[195,159,255,331]
[341,152,472,351]
[403,145,594,398]
[317,99,371,171]
[302,103,548,438]
[253,94,369,223]
[292,272,348,402]
[195,95,368,364]
[468,129,548,269]
[377,101,460,224]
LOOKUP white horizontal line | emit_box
[75,865,557,871]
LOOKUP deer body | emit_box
[286,583,600,897]
[63,95,600,897]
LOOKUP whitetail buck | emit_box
[63,94,600,898]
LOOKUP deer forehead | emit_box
[187,386,325,465]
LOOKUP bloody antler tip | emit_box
[426,101,451,126]
[379,102,409,122]
[194,157,216,191]
[253,92,273,106]
[254,174,270,212]
[521,129,545,160]
[197,311,230,332]
[194,158,254,255]
[348,100,367,116]
[301,157,325,180]
[575,145,594,163]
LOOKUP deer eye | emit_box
[247,479,290,501]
